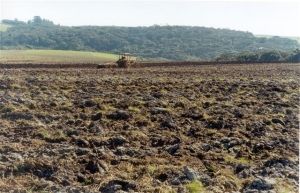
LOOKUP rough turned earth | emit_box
[0,63,299,193]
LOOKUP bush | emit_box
[287,49,300,62]
[259,51,282,62]
[237,52,259,62]
[215,49,300,63]
[185,180,205,193]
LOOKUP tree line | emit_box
[216,49,300,63]
[1,16,299,61]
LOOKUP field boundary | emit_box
[0,63,97,68]
[0,61,298,68]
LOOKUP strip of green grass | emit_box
[0,24,11,32]
[0,49,119,64]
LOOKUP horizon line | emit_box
[2,17,300,38]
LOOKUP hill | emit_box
[1,17,299,60]
[0,49,118,64]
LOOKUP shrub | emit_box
[186,180,205,193]
[236,52,259,62]
[287,49,300,62]
[259,51,282,62]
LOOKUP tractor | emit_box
[116,53,136,68]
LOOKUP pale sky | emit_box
[1,0,300,36]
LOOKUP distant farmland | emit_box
[0,50,119,64]
[0,23,10,32]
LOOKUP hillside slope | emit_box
[1,18,299,60]
[0,50,118,64]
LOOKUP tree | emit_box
[33,16,42,25]
[28,16,54,26]
[2,19,25,25]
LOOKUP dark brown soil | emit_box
[0,63,299,193]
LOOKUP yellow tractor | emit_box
[116,53,136,68]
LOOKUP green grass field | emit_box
[0,23,11,32]
[0,49,119,64]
